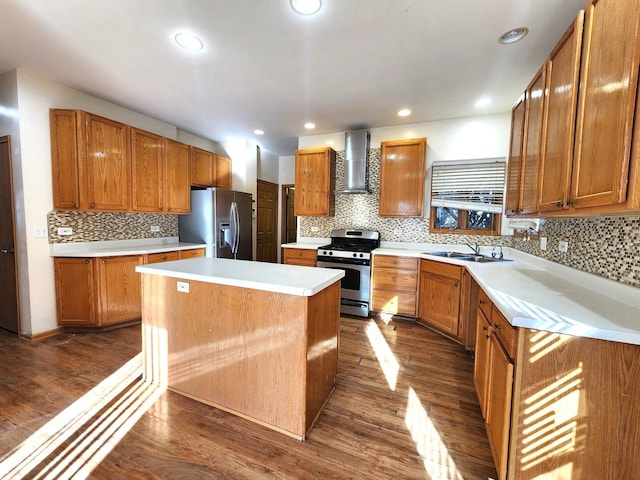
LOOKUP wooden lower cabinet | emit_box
[55,255,142,328]
[418,259,462,338]
[371,255,419,317]
[283,247,317,267]
[473,288,516,480]
[55,248,205,328]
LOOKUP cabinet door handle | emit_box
[90,203,96,208]
[482,325,489,331]
[556,201,563,208]
[485,334,491,340]
[495,324,502,330]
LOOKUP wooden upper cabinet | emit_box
[520,65,546,215]
[379,138,426,217]
[538,12,584,213]
[294,147,336,216]
[215,155,232,189]
[80,112,131,211]
[572,0,640,211]
[164,138,191,213]
[505,97,526,217]
[50,110,81,210]
[131,128,164,213]
[191,147,215,187]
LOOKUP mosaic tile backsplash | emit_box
[48,210,178,243]
[299,148,640,289]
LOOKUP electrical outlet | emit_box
[393,228,402,236]
[558,240,569,253]
[540,236,547,251]
[311,226,319,232]
[177,281,190,293]
[34,226,48,238]
[150,225,160,232]
[57,227,73,236]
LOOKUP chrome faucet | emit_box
[491,244,504,260]
[466,242,480,256]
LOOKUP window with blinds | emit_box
[431,160,506,214]
[430,159,506,235]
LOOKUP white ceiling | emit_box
[0,0,586,156]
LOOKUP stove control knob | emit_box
[359,253,364,258]
[329,251,333,255]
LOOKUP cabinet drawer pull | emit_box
[482,325,489,331]
[556,201,564,208]
[495,324,502,330]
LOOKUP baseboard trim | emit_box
[21,327,65,342]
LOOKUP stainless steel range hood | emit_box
[336,129,370,194]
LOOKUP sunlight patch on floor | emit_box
[365,319,399,390]
[405,387,464,480]
[0,353,164,479]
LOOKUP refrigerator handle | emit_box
[230,201,239,256]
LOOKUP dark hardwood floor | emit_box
[0,317,497,479]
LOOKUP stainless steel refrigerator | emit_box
[178,188,253,260]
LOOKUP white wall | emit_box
[298,113,511,165]
[257,148,279,185]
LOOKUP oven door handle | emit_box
[316,257,369,267]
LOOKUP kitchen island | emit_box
[135,257,344,440]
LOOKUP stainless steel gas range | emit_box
[316,229,380,317]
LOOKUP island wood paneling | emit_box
[141,273,340,440]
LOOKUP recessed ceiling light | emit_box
[498,27,529,45]
[254,129,265,135]
[174,32,204,51]
[290,0,322,15]
[398,108,411,117]
[304,122,316,130]
[475,97,492,108]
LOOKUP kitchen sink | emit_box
[423,251,472,258]
[424,251,512,263]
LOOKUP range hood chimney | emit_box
[336,129,370,194]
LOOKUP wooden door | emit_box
[81,113,130,211]
[50,109,81,210]
[164,139,191,213]
[418,271,460,337]
[520,65,546,214]
[191,147,214,187]
[473,310,492,418]
[131,128,163,212]
[294,148,335,216]
[505,97,526,216]
[54,257,96,326]
[215,155,232,189]
[281,184,297,246]
[379,138,426,217]
[537,13,584,212]
[97,256,142,325]
[571,0,640,209]
[486,336,514,480]
[256,180,278,263]
[0,136,19,333]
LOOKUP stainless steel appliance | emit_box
[178,188,253,260]
[316,229,380,317]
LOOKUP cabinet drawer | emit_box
[283,248,317,264]
[371,289,417,316]
[420,259,462,281]
[372,267,418,292]
[492,307,517,359]
[478,287,492,320]
[179,248,205,259]
[373,255,418,270]
[147,251,179,264]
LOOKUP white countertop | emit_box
[50,237,207,257]
[281,242,324,250]
[136,257,345,297]
[374,246,640,346]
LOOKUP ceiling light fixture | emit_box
[498,27,529,45]
[304,122,316,130]
[254,129,265,135]
[174,32,204,51]
[397,108,411,117]
[290,0,322,15]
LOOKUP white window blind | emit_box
[431,160,506,214]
